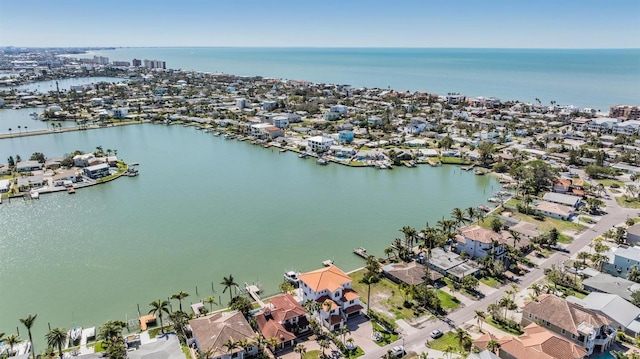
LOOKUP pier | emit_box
[353,247,368,259]
[244,282,266,308]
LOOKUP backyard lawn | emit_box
[511,212,585,233]
[350,270,420,320]
[427,332,463,352]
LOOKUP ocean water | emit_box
[71,47,640,110]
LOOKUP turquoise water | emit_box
[591,352,614,359]
[72,48,640,109]
[0,108,76,135]
[0,121,497,348]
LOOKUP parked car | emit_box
[391,346,405,357]
[431,329,443,339]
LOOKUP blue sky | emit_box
[1,0,639,48]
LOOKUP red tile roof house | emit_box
[521,294,616,356]
[189,311,259,359]
[474,322,587,359]
[254,294,309,351]
[298,265,363,331]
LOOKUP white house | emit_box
[588,118,619,132]
[112,107,129,119]
[0,179,11,193]
[454,225,509,260]
[298,265,363,331]
[307,136,334,153]
[330,105,348,114]
[535,201,575,220]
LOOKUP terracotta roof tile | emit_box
[299,265,352,292]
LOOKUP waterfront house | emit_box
[603,246,640,278]
[0,165,10,176]
[254,294,309,350]
[382,261,443,286]
[454,225,509,260]
[272,116,289,129]
[264,126,284,140]
[307,136,334,153]
[0,179,10,193]
[541,192,582,208]
[189,311,258,359]
[250,123,272,139]
[298,265,363,331]
[112,107,129,119]
[82,163,110,180]
[52,169,78,187]
[521,294,616,355]
[534,201,575,220]
[567,293,640,337]
[73,153,96,168]
[329,145,356,158]
[16,160,43,173]
[474,323,587,359]
[17,175,44,191]
[425,247,480,280]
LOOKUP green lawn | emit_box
[343,346,365,358]
[440,156,466,164]
[181,345,191,358]
[437,290,460,310]
[427,332,463,352]
[372,321,399,346]
[596,179,624,188]
[303,350,322,359]
[93,342,105,353]
[616,196,640,209]
[557,234,573,244]
[511,212,586,233]
[480,276,501,288]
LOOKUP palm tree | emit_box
[340,324,351,344]
[17,125,21,134]
[304,299,321,322]
[486,339,501,355]
[294,344,306,359]
[8,128,12,137]
[474,310,486,331]
[577,251,590,266]
[204,296,217,312]
[148,299,171,335]
[221,274,238,302]
[171,291,190,312]
[5,334,22,356]
[46,327,68,358]
[451,207,465,227]
[20,313,37,359]
[223,339,239,354]
[400,226,417,248]
[454,328,471,353]
[318,339,330,358]
[508,230,521,249]
[384,246,395,259]
[361,274,376,315]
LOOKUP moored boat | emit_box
[284,271,300,286]
[317,158,328,165]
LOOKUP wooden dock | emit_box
[245,282,266,308]
[353,247,368,259]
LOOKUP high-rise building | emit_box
[92,56,109,65]
[610,105,640,121]
[143,59,166,69]
[132,59,142,67]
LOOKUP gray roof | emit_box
[582,272,638,302]
[569,293,640,329]
[628,223,640,236]
[428,248,480,279]
[611,246,640,262]
[542,192,581,207]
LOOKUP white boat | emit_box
[322,259,334,267]
[71,326,82,341]
[30,191,40,199]
[487,197,500,203]
[284,271,300,286]
[316,158,328,165]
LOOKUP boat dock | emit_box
[244,282,266,308]
[353,247,368,259]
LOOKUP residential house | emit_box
[604,246,640,278]
[323,112,341,121]
[567,293,640,337]
[474,323,587,359]
[0,179,11,193]
[535,201,575,221]
[112,107,129,119]
[250,123,273,139]
[613,120,640,135]
[587,118,619,132]
[0,165,10,176]
[298,265,363,331]
[426,247,480,280]
[627,223,640,245]
[454,225,509,260]
[254,294,309,350]
[553,179,572,193]
[542,192,582,208]
[264,126,284,140]
[307,136,334,153]
[73,153,96,167]
[330,105,348,114]
[581,273,640,303]
[521,294,616,355]
[262,100,277,111]
[272,116,289,129]
[17,175,44,191]
[465,350,499,359]
[51,169,78,187]
[382,261,443,286]
[82,163,110,180]
[189,311,258,359]
[367,116,382,126]
[329,145,356,158]
[16,160,43,173]
[338,130,354,144]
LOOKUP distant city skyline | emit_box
[1,0,639,49]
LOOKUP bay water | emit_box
[0,122,497,347]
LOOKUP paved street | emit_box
[358,185,637,359]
